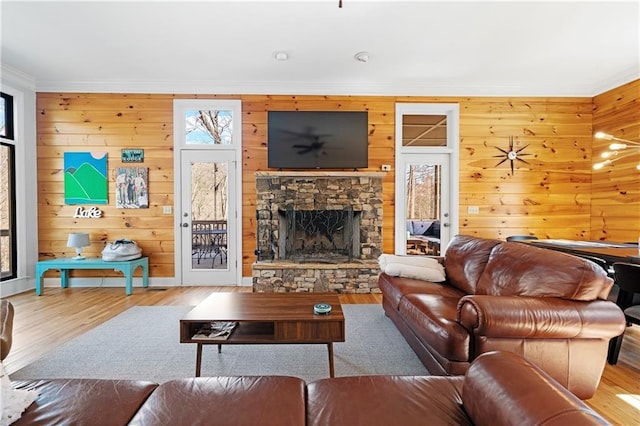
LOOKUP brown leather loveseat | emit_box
[379,234,626,399]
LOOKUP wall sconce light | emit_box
[593,132,640,171]
[67,232,90,260]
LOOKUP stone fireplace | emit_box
[253,171,384,293]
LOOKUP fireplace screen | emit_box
[278,207,360,262]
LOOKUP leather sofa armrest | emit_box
[1,300,14,361]
[458,295,625,339]
[463,351,611,426]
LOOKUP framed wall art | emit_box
[64,152,108,204]
[121,148,144,163]
[115,167,149,208]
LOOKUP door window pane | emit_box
[191,161,228,269]
[402,114,446,147]
[406,163,442,256]
[184,109,234,145]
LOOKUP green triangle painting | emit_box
[64,152,108,204]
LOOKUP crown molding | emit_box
[34,78,617,98]
[589,65,640,97]
[1,65,36,91]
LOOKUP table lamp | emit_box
[67,232,90,260]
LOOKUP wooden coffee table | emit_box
[179,292,345,377]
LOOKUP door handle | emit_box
[443,223,450,227]
[182,223,189,228]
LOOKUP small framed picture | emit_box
[121,149,144,163]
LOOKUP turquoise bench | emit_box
[35,257,149,296]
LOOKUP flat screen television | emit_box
[267,111,368,169]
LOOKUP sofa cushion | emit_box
[406,220,414,234]
[425,221,441,238]
[410,220,434,236]
[307,375,470,426]
[11,379,158,426]
[399,293,470,362]
[379,273,464,310]
[444,235,502,294]
[128,376,306,426]
[476,242,613,301]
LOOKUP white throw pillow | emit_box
[378,253,442,270]
[1,362,38,426]
[383,263,446,282]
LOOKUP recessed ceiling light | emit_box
[354,52,369,63]
[274,51,289,61]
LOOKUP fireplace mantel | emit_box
[255,171,386,178]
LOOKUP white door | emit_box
[395,103,459,256]
[173,99,242,286]
[180,149,237,284]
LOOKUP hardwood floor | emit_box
[2,287,639,425]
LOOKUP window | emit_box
[184,109,234,145]
[402,114,447,147]
[1,92,16,281]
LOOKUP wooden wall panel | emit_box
[36,84,639,280]
[36,93,177,279]
[457,96,594,241]
[591,79,640,242]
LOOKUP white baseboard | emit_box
[0,277,33,297]
[2,276,254,297]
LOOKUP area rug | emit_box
[11,304,428,383]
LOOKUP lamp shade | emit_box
[67,232,90,260]
[67,233,90,248]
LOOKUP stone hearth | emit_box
[253,171,384,293]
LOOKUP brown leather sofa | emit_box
[1,298,13,362]
[379,234,627,399]
[1,300,611,425]
[7,352,608,426]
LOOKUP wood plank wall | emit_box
[35,85,639,279]
[591,79,640,242]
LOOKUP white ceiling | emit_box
[1,0,639,96]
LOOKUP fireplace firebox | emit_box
[278,207,360,262]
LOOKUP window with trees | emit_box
[1,92,16,281]
[184,109,234,145]
[406,164,441,220]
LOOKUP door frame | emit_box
[173,99,242,285]
[394,103,460,254]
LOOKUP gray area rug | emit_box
[11,304,428,383]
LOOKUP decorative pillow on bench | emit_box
[408,220,434,236]
[378,254,446,282]
[425,221,441,238]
